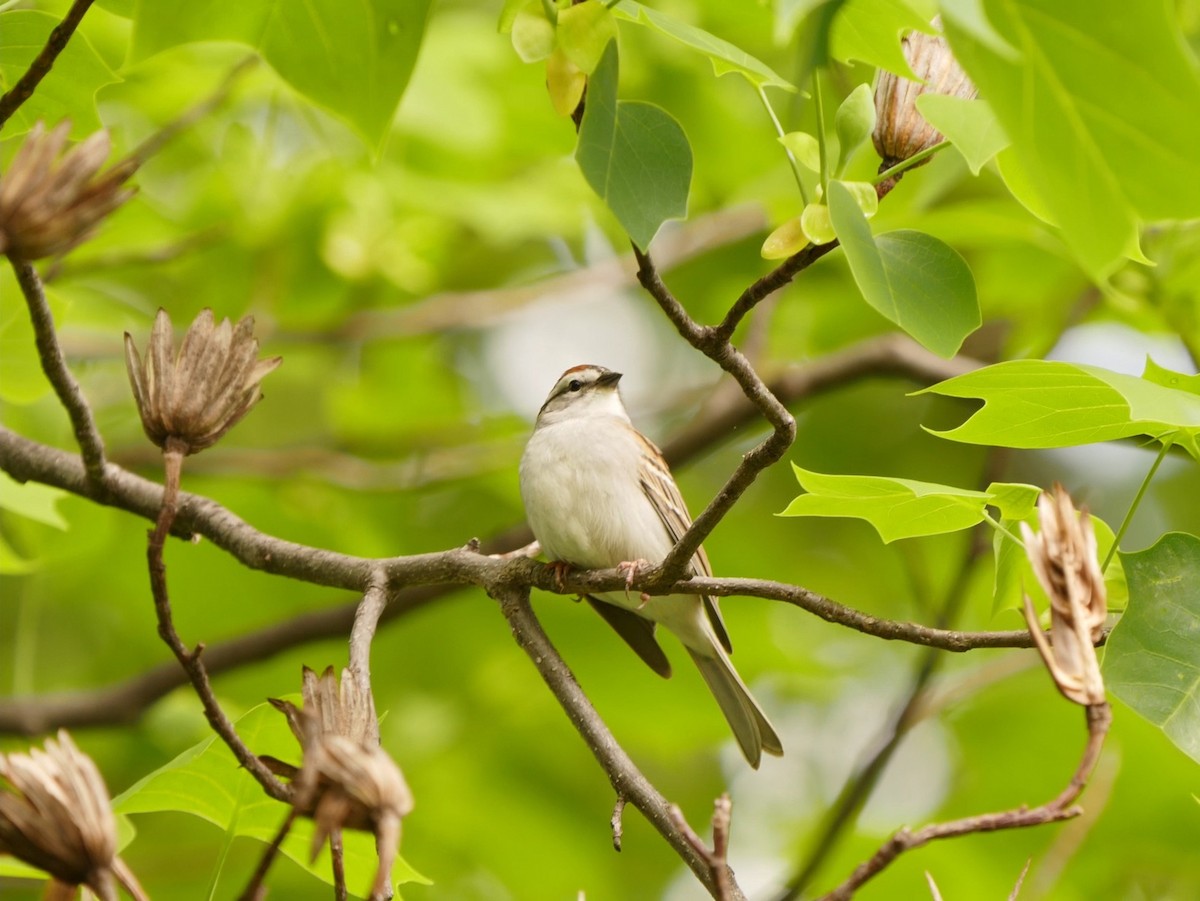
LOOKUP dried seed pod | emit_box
[0,731,146,900]
[124,307,282,455]
[1021,485,1108,706]
[873,26,977,170]
[270,667,413,901]
[0,121,137,260]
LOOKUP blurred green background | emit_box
[2,1,1199,899]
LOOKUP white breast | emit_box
[519,415,673,569]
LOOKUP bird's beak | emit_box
[597,370,622,387]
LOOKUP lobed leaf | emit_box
[131,0,433,147]
[919,359,1200,458]
[614,1,795,91]
[0,11,119,136]
[944,1,1200,276]
[1104,533,1200,765]
[114,702,427,892]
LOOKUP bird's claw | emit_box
[546,560,572,592]
[617,559,651,603]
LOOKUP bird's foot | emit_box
[546,560,573,592]
[616,559,652,604]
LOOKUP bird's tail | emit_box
[686,646,783,769]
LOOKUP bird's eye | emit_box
[568,379,582,392]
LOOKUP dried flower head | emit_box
[0,121,137,260]
[270,667,413,901]
[124,307,282,455]
[0,730,146,901]
[1021,485,1108,706]
[872,24,977,170]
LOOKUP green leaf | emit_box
[762,216,810,259]
[800,202,836,245]
[0,471,69,529]
[1104,533,1200,765]
[614,1,796,91]
[575,43,692,250]
[114,702,427,892]
[0,11,119,136]
[130,0,433,147]
[828,0,932,78]
[557,0,617,74]
[779,131,822,171]
[984,481,1040,521]
[993,508,1123,617]
[828,181,980,358]
[944,1,1200,277]
[833,82,876,175]
[780,464,994,542]
[915,94,1009,175]
[920,360,1200,458]
[938,0,1017,59]
[511,3,555,63]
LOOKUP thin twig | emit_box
[716,242,838,343]
[611,795,627,851]
[490,583,746,901]
[127,55,259,166]
[147,439,290,802]
[780,513,993,899]
[348,568,389,745]
[632,247,796,581]
[238,807,298,901]
[670,795,736,901]
[8,255,108,492]
[818,703,1112,900]
[331,829,348,901]
[0,0,96,129]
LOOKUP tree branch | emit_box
[0,420,1080,737]
[8,255,109,492]
[632,247,796,582]
[0,0,96,129]
[489,582,746,901]
[147,441,290,802]
[818,703,1112,900]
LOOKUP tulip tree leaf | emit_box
[614,1,795,91]
[919,360,1200,459]
[575,42,692,250]
[1104,533,1200,765]
[114,702,428,891]
[827,180,980,358]
[943,1,1200,277]
[557,0,618,74]
[915,94,1009,175]
[780,465,996,542]
[833,82,876,174]
[130,0,433,147]
[0,11,119,136]
[828,0,932,78]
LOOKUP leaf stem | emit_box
[871,141,949,185]
[759,87,808,205]
[812,70,829,194]
[980,510,1024,548]
[1102,441,1170,571]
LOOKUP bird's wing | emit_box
[636,432,733,654]
[584,596,672,677]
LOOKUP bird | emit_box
[519,364,783,767]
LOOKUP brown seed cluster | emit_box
[1021,485,1108,706]
[873,27,977,170]
[0,121,136,260]
[124,308,282,455]
[271,667,413,901]
[0,731,145,900]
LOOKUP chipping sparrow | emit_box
[519,364,783,767]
